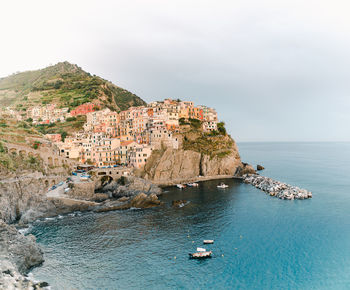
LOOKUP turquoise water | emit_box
[30,142,350,289]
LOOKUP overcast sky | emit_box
[1,0,349,141]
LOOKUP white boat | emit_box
[176,184,186,189]
[197,247,206,252]
[189,250,212,259]
[203,240,214,244]
[187,182,199,187]
[217,183,229,189]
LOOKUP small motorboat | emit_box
[177,184,186,189]
[187,182,199,187]
[217,183,229,189]
[189,249,212,259]
[203,240,214,244]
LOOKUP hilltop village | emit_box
[3,99,219,169]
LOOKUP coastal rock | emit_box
[257,164,265,171]
[143,147,243,185]
[101,176,162,198]
[0,178,58,224]
[242,174,312,200]
[95,192,161,212]
[200,153,241,176]
[0,220,47,289]
[130,193,161,208]
[145,148,202,182]
[0,220,44,274]
[0,177,96,225]
[172,200,188,208]
[234,163,256,176]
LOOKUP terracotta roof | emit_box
[120,140,134,146]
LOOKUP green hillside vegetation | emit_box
[0,116,42,144]
[0,61,146,111]
[181,121,235,159]
[0,141,44,174]
[34,115,86,140]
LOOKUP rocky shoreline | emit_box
[242,174,312,200]
[0,221,48,289]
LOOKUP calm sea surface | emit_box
[30,142,350,289]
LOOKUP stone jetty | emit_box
[242,174,312,200]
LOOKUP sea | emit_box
[28,142,350,289]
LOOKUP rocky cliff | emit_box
[0,221,47,289]
[142,133,254,185]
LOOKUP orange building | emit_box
[70,103,95,116]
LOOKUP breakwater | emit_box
[242,174,312,200]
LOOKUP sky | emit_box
[0,0,349,141]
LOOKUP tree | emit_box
[60,130,68,141]
[217,122,227,136]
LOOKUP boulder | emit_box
[95,193,161,212]
[172,200,187,208]
[0,220,44,274]
[129,193,161,208]
[235,163,256,176]
[0,221,47,289]
[100,176,162,198]
[257,164,265,171]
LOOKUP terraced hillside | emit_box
[0,61,146,111]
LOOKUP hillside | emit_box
[0,61,146,111]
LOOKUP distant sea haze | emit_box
[30,142,350,289]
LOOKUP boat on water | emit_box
[203,240,214,244]
[217,183,229,189]
[189,248,212,259]
[187,182,199,187]
[177,184,186,189]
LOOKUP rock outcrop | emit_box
[142,130,256,185]
[172,200,188,208]
[234,163,256,176]
[143,148,244,185]
[0,221,46,289]
[0,177,95,225]
[257,164,265,171]
[100,176,162,198]
[0,178,56,224]
[95,193,161,212]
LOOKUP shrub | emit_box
[217,122,227,136]
[66,117,77,122]
[60,130,68,141]
[0,142,6,153]
[189,118,201,129]
[32,141,41,149]
[28,156,37,164]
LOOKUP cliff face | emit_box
[142,135,246,185]
[0,221,45,289]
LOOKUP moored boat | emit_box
[177,184,186,189]
[217,183,229,188]
[203,240,214,244]
[189,250,212,259]
[187,182,199,187]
